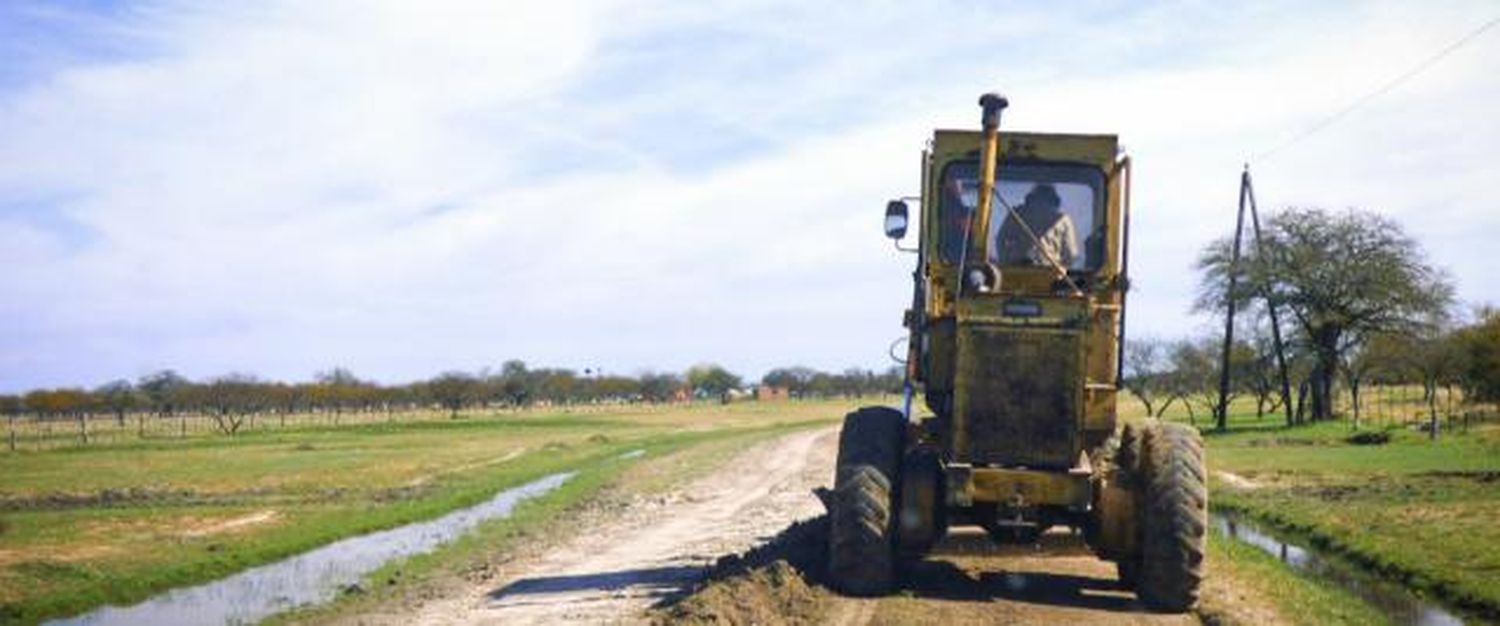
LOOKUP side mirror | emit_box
[884,200,909,240]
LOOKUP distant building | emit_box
[756,385,790,402]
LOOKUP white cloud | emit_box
[2,0,1497,390]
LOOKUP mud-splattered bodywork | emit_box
[906,129,1129,513]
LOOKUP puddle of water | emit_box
[52,472,575,626]
[1211,511,1464,626]
[618,449,646,460]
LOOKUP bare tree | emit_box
[204,374,263,435]
[1122,338,1173,417]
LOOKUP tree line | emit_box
[1121,310,1499,426]
[0,361,905,435]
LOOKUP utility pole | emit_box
[1217,166,1293,430]
[1215,169,1250,431]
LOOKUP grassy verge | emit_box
[0,399,856,625]
[1190,412,1500,622]
[1199,528,1391,626]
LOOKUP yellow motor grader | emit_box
[828,93,1206,611]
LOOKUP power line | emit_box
[1253,13,1500,163]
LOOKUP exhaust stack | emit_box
[973,93,1008,272]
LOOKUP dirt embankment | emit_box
[662,519,1205,626]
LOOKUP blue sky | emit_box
[2,0,1498,392]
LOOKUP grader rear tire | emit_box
[1117,560,1139,589]
[828,406,905,596]
[1115,421,1145,486]
[1136,422,1207,612]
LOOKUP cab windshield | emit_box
[937,161,1106,271]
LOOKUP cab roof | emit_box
[932,130,1119,170]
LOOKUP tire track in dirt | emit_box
[406,427,836,625]
[866,529,1199,625]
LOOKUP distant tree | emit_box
[498,360,536,406]
[23,388,95,443]
[1122,337,1173,417]
[686,364,743,397]
[877,366,905,395]
[1164,339,1218,425]
[428,371,479,418]
[405,380,432,410]
[1341,334,1403,429]
[23,388,92,419]
[1197,207,1453,422]
[204,374,263,435]
[96,379,138,427]
[535,368,579,405]
[1401,323,1466,439]
[762,366,818,397]
[265,382,306,427]
[1240,315,1290,420]
[314,367,367,417]
[0,395,21,418]
[638,372,682,403]
[0,394,19,450]
[807,371,838,398]
[138,370,189,417]
[1455,307,1500,409]
[270,382,301,413]
[592,375,639,402]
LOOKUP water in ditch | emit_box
[51,472,575,626]
[1212,511,1464,626]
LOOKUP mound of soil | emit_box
[654,516,834,625]
[657,560,827,625]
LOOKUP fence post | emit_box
[7,414,13,452]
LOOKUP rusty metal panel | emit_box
[954,325,1082,468]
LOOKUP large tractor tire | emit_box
[1114,421,1146,485]
[896,447,945,557]
[1135,422,1207,612]
[828,406,905,595]
[1113,421,1146,588]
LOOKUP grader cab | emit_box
[828,93,1207,611]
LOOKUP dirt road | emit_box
[404,427,835,625]
[392,427,1202,625]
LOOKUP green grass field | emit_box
[1165,402,1500,622]
[0,399,855,625]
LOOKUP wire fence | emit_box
[1333,384,1494,433]
[1210,384,1497,433]
[0,402,682,453]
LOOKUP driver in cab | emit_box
[996,183,1079,268]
